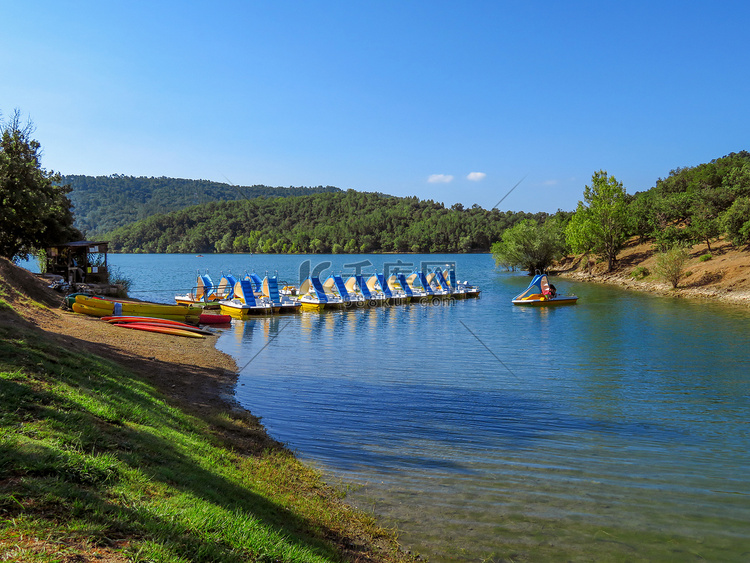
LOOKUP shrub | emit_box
[107,265,133,297]
[699,253,712,262]
[654,245,690,289]
[629,266,650,280]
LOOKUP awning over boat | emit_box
[216,274,236,299]
[416,272,434,295]
[197,274,215,300]
[356,274,373,298]
[447,268,457,289]
[434,269,450,292]
[247,273,263,292]
[262,276,281,304]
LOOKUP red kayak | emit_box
[102,316,197,329]
[198,313,231,324]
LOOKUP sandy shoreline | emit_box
[3,259,420,562]
[2,258,283,455]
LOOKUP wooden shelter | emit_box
[46,241,109,284]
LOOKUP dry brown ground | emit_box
[556,237,750,306]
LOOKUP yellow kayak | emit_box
[113,322,206,339]
[75,295,203,317]
[72,301,201,323]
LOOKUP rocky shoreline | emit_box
[554,237,750,308]
[559,268,750,306]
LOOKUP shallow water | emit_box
[33,253,750,561]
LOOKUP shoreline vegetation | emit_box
[554,236,750,307]
[0,257,418,562]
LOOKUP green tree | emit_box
[491,218,566,274]
[565,170,629,271]
[638,152,750,250]
[232,235,249,253]
[0,110,81,259]
[628,190,657,243]
[215,232,233,253]
[686,196,722,252]
[102,187,558,254]
[719,197,750,246]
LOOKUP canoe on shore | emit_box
[74,295,203,317]
[72,302,201,324]
[103,317,214,335]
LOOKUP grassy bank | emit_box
[0,268,414,562]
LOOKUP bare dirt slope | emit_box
[556,237,750,306]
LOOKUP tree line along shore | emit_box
[3,109,749,283]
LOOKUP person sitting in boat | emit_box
[548,284,557,298]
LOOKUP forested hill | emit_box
[628,150,750,249]
[105,190,550,254]
[62,174,341,236]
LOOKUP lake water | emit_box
[28,253,750,561]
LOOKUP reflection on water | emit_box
[214,257,750,562]
[35,252,748,561]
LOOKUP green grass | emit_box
[0,305,407,562]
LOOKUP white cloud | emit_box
[427,174,454,183]
[541,179,558,186]
[467,172,486,182]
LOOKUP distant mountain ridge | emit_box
[104,189,550,254]
[62,174,341,237]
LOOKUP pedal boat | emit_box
[219,279,274,318]
[261,275,301,314]
[512,273,578,306]
[298,277,342,311]
[174,273,222,308]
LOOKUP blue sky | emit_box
[2,2,748,213]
